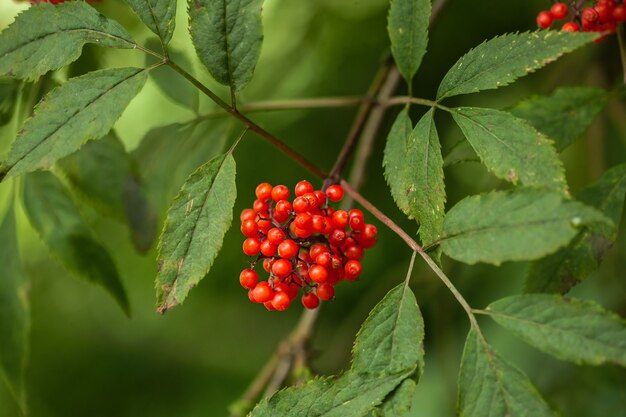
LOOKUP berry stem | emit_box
[618,24,626,85]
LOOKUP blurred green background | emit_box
[1,0,626,416]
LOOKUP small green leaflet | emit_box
[145,39,199,111]
[0,2,135,81]
[458,328,556,417]
[22,171,129,315]
[437,31,597,100]
[188,0,264,92]
[440,188,613,265]
[383,109,445,247]
[510,86,609,152]
[451,107,566,193]
[1,67,148,180]
[126,0,177,45]
[156,153,237,312]
[0,205,29,413]
[487,295,626,367]
[387,0,431,84]
[525,163,626,293]
[58,134,157,252]
[251,282,424,416]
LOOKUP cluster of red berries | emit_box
[239,181,377,311]
[536,1,626,37]
[26,0,100,4]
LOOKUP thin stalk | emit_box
[618,24,626,85]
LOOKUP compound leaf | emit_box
[387,0,431,83]
[0,2,135,81]
[437,31,596,100]
[458,328,556,417]
[526,163,626,293]
[440,188,613,265]
[373,379,417,417]
[22,171,129,314]
[384,108,445,247]
[1,67,148,180]
[451,107,566,193]
[0,205,29,412]
[487,294,626,367]
[156,153,237,312]
[126,0,177,45]
[510,86,609,152]
[188,0,264,92]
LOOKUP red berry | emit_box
[550,2,568,20]
[314,190,326,206]
[272,259,293,278]
[328,228,347,247]
[582,7,599,23]
[613,5,626,22]
[278,239,299,258]
[302,192,320,209]
[594,4,612,22]
[263,258,273,273]
[301,292,320,309]
[562,21,580,32]
[252,282,274,303]
[309,265,328,283]
[271,185,290,202]
[292,196,310,213]
[267,227,286,245]
[326,184,344,202]
[243,237,261,256]
[255,183,273,200]
[316,282,335,301]
[344,245,364,260]
[253,199,270,213]
[537,11,553,28]
[239,269,259,289]
[315,252,332,268]
[240,208,257,222]
[240,219,259,237]
[271,292,291,311]
[331,210,349,229]
[295,180,314,197]
[344,260,362,281]
[260,240,277,257]
[309,243,329,260]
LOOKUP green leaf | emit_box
[188,0,264,92]
[133,120,231,211]
[510,86,609,152]
[126,0,176,45]
[251,372,411,417]
[22,171,129,315]
[487,294,626,367]
[352,283,425,377]
[0,205,29,412]
[525,163,626,293]
[1,67,148,180]
[373,379,417,417]
[145,39,199,110]
[440,188,613,265]
[458,328,556,417]
[0,2,135,81]
[387,0,430,83]
[156,153,237,312]
[383,109,445,247]
[451,107,566,193]
[437,31,596,100]
[251,282,424,416]
[58,134,157,252]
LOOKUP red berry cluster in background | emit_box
[25,0,100,4]
[536,1,626,40]
[239,181,377,311]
